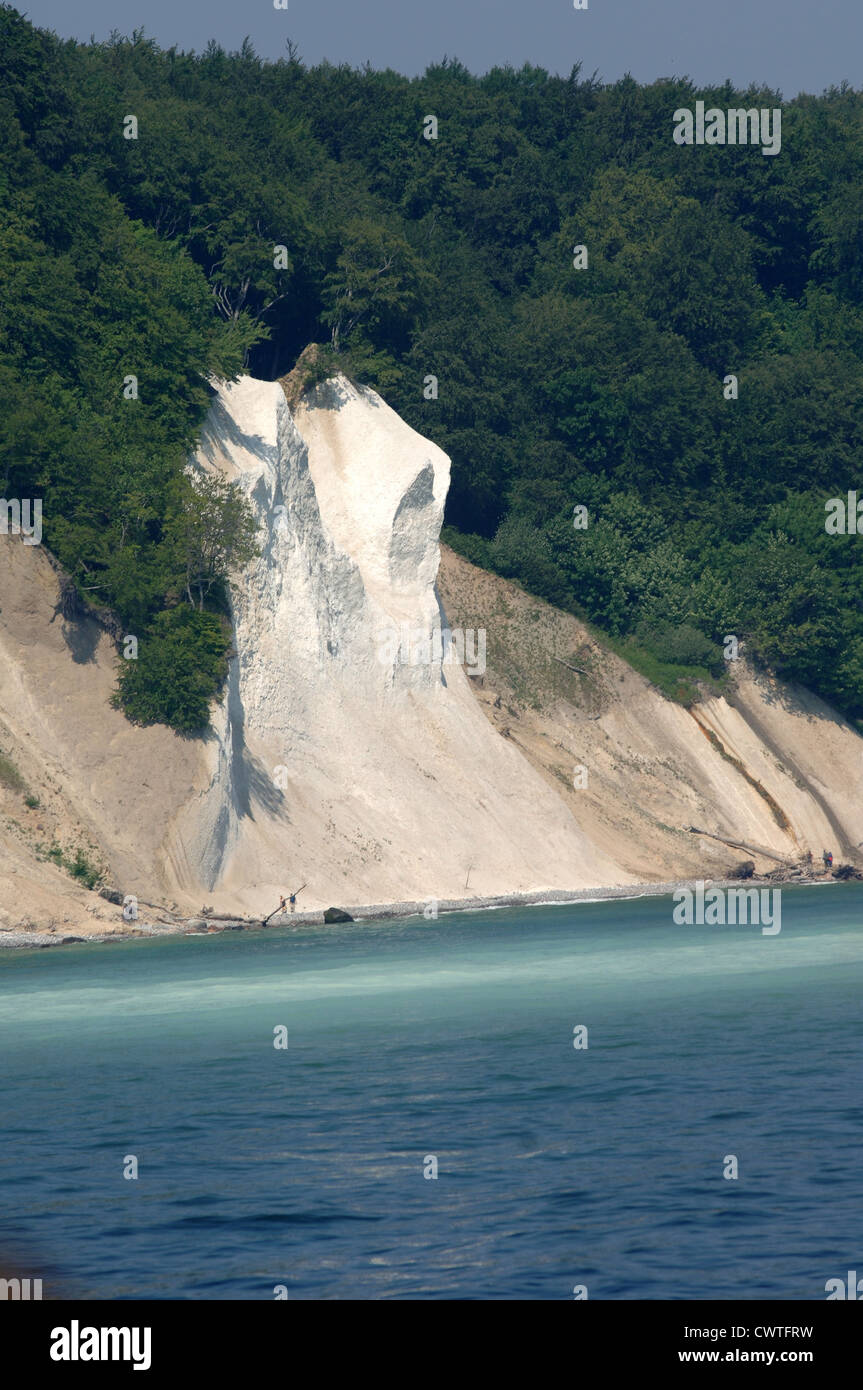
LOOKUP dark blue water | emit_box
[1,884,862,1299]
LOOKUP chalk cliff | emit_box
[175,374,625,912]
[0,371,861,934]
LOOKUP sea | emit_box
[1,882,861,1300]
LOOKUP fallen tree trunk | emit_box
[202,912,258,922]
[686,826,790,865]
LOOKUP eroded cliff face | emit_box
[437,545,863,883]
[0,537,209,932]
[1,371,861,934]
[176,374,625,911]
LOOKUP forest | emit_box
[1,5,862,730]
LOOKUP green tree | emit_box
[165,472,259,612]
[113,607,233,733]
[321,217,431,352]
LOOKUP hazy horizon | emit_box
[14,0,863,99]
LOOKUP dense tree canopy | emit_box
[2,6,862,727]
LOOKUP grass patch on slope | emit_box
[598,633,728,706]
[0,750,25,792]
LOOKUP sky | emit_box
[16,0,863,98]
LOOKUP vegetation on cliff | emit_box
[2,7,861,727]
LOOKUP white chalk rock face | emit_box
[177,373,627,910]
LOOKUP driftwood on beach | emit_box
[686,826,791,865]
[201,913,259,922]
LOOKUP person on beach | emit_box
[289,893,296,913]
[279,895,287,914]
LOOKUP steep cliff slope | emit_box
[438,546,863,881]
[0,538,208,933]
[177,374,625,912]
[1,372,861,935]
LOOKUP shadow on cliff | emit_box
[727,659,858,734]
[59,618,101,665]
[196,396,274,468]
[306,377,383,413]
[226,660,288,823]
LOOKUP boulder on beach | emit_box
[728,861,756,880]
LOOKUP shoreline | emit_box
[0,874,845,951]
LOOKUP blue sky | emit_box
[17,0,863,97]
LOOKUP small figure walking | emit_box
[287,884,306,914]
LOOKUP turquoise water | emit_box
[1,883,862,1300]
